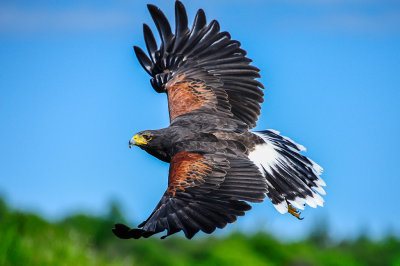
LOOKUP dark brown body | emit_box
[137,112,261,163]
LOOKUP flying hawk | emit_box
[113,1,325,240]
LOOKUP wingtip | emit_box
[209,19,220,32]
[133,45,141,54]
[133,46,153,76]
[175,0,186,17]
[174,0,188,34]
[147,4,163,20]
[175,0,184,8]
[198,8,205,16]
[147,3,157,12]
[143,23,150,32]
[147,3,172,46]
[112,223,154,239]
[112,223,132,239]
[194,8,207,26]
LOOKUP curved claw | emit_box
[288,204,304,220]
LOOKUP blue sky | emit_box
[1,0,399,240]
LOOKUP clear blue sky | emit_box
[1,0,399,240]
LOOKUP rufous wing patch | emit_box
[166,75,217,121]
[167,151,213,196]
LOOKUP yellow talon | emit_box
[288,204,303,220]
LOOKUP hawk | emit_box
[112,1,325,239]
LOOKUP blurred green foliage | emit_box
[0,197,399,266]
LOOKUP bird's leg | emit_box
[288,203,304,220]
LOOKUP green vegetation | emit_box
[1,197,399,266]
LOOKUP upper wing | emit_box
[134,1,264,128]
[112,151,267,239]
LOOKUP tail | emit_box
[248,130,326,214]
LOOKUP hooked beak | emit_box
[129,139,134,148]
[129,134,147,148]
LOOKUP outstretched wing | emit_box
[113,151,267,239]
[134,1,264,128]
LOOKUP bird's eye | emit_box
[143,135,152,141]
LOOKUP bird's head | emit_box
[129,129,171,162]
[129,131,154,147]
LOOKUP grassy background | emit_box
[1,198,399,266]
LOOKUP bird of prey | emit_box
[112,1,325,240]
